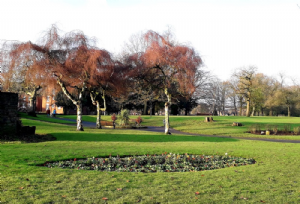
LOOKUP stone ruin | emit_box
[0,92,19,131]
[0,92,35,137]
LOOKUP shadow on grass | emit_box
[52,133,239,143]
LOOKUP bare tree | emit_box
[232,66,257,117]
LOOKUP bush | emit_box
[273,125,278,134]
[293,126,300,135]
[119,109,130,126]
[283,124,291,133]
[249,124,261,133]
[265,124,273,131]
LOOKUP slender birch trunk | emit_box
[101,91,107,116]
[96,101,102,129]
[57,78,85,131]
[164,88,171,135]
[246,91,251,117]
[251,106,255,117]
[90,92,102,129]
[76,103,84,131]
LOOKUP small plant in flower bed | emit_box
[111,113,117,122]
[136,116,143,126]
[43,153,256,172]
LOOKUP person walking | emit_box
[52,109,56,117]
[46,109,50,116]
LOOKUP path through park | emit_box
[53,117,300,144]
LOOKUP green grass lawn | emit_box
[1,116,300,203]
[58,114,300,140]
[19,112,76,124]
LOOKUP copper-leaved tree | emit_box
[0,40,52,115]
[32,25,103,130]
[88,51,126,129]
[128,30,202,134]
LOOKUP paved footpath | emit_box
[55,117,300,144]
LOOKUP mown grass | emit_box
[19,112,76,124]
[58,114,300,140]
[1,117,300,203]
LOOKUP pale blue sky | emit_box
[1,0,300,82]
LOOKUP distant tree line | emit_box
[196,66,300,118]
[1,25,299,133]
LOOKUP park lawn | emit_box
[19,112,76,124]
[58,114,300,140]
[1,118,300,203]
[170,116,300,140]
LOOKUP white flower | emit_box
[225,153,228,156]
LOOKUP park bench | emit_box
[100,121,115,129]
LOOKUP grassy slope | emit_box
[1,118,300,203]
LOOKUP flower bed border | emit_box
[42,153,255,173]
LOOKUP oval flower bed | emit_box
[43,153,256,172]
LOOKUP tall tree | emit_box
[89,58,127,129]
[272,86,298,117]
[0,40,51,115]
[127,30,202,134]
[121,31,156,115]
[19,25,105,131]
[232,66,257,117]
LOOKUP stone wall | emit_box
[0,92,19,131]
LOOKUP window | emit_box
[46,96,50,102]
[46,104,49,110]
[58,107,61,109]
[52,104,55,108]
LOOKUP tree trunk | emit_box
[164,88,171,135]
[251,106,255,117]
[239,97,243,116]
[288,106,291,117]
[76,103,84,131]
[149,101,153,116]
[90,91,106,129]
[143,101,147,115]
[29,98,35,112]
[269,109,273,116]
[96,101,102,129]
[246,96,251,117]
[57,78,85,131]
[233,97,237,116]
[27,87,40,116]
